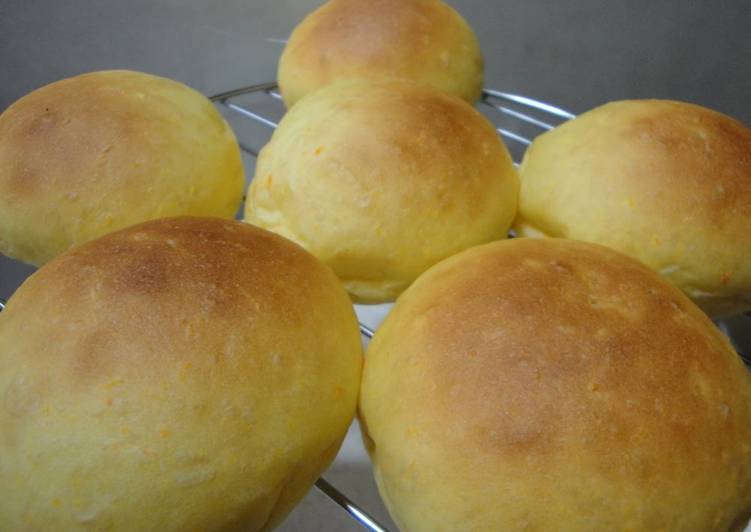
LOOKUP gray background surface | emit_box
[2,1,750,119]
[1,1,750,530]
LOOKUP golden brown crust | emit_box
[278,0,483,107]
[515,99,751,316]
[245,79,518,303]
[0,217,362,531]
[360,238,751,531]
[0,70,244,266]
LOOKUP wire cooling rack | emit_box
[1,83,748,531]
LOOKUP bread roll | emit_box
[515,99,751,317]
[0,217,362,531]
[360,238,751,531]
[0,70,244,266]
[245,79,518,303]
[278,0,483,108]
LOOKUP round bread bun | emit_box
[0,217,362,531]
[245,79,518,303]
[360,238,751,532]
[515,99,751,317]
[0,70,244,266]
[277,0,483,108]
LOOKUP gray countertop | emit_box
[1,2,750,530]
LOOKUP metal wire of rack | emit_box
[212,82,574,531]
[209,83,571,531]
